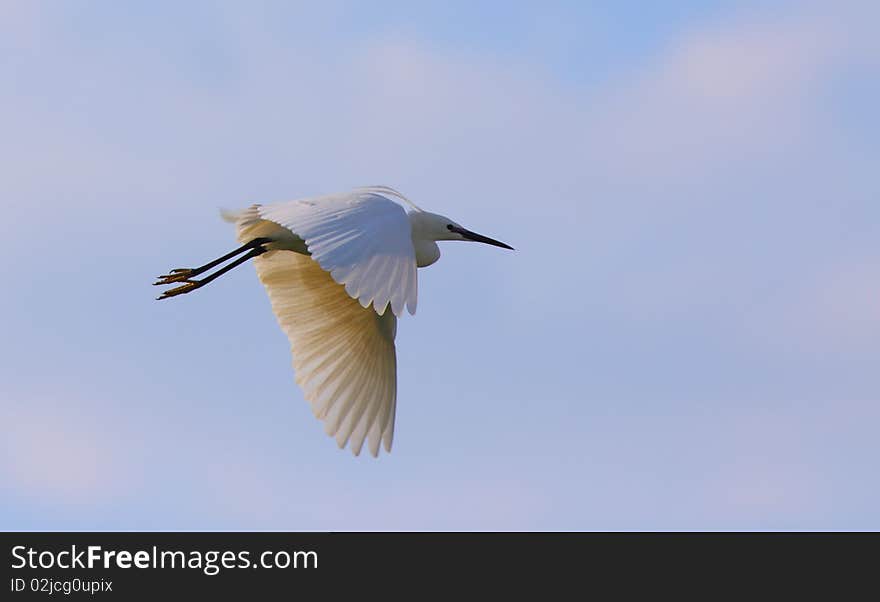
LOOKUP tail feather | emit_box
[222,204,305,252]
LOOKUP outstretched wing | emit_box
[258,190,418,317]
[254,249,398,457]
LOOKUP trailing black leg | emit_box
[153,237,273,286]
[155,240,270,300]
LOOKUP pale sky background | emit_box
[1,1,878,530]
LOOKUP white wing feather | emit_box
[258,191,418,317]
[252,249,398,457]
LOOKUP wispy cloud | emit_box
[0,394,133,507]
[1,2,878,529]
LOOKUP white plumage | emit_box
[258,189,418,317]
[156,186,513,457]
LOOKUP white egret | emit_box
[154,186,513,457]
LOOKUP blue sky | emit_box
[1,1,878,530]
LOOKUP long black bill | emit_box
[451,226,514,250]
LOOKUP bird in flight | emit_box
[154,186,513,457]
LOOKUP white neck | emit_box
[408,212,445,267]
[413,238,440,267]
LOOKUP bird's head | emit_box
[410,211,514,250]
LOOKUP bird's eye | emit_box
[446,224,454,231]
